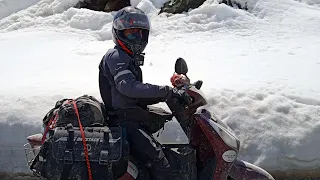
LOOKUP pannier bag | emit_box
[31,125,128,180]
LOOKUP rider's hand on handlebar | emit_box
[170,73,190,88]
[165,87,191,107]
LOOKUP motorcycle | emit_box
[24,58,275,180]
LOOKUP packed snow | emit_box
[0,0,320,173]
[0,0,41,19]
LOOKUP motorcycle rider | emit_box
[98,6,179,178]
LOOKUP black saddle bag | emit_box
[31,125,129,180]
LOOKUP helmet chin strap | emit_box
[117,39,133,55]
[117,39,145,66]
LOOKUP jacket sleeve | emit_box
[138,97,166,108]
[106,50,171,99]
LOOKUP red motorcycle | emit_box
[24,58,275,180]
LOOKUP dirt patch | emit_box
[270,169,320,180]
[0,172,39,180]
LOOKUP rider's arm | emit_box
[137,97,165,108]
[106,50,171,99]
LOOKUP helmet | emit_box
[112,6,150,55]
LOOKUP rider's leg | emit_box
[121,121,170,177]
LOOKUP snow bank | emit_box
[0,123,41,172]
[204,89,320,170]
[1,88,320,172]
[155,88,320,171]
[0,0,41,19]
[0,95,54,172]
[297,0,320,6]
[0,0,114,41]
[131,0,169,9]
[0,0,254,38]
[215,0,259,10]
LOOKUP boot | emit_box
[146,156,171,180]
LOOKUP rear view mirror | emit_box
[194,80,203,90]
[175,58,188,75]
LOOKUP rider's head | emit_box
[112,6,150,56]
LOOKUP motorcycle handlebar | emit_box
[173,80,203,106]
[174,80,203,91]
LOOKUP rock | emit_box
[75,0,248,15]
[104,0,131,12]
[159,0,248,14]
[159,0,206,14]
[159,0,190,14]
[219,0,248,10]
[75,0,130,12]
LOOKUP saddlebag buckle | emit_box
[99,150,109,165]
[63,150,73,165]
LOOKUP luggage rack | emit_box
[24,133,43,167]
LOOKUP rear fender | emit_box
[24,133,43,167]
[27,133,43,147]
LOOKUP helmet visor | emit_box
[113,13,150,31]
[119,28,149,45]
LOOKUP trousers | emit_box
[110,106,172,178]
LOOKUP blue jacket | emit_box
[99,46,171,109]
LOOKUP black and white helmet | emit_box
[112,6,150,55]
